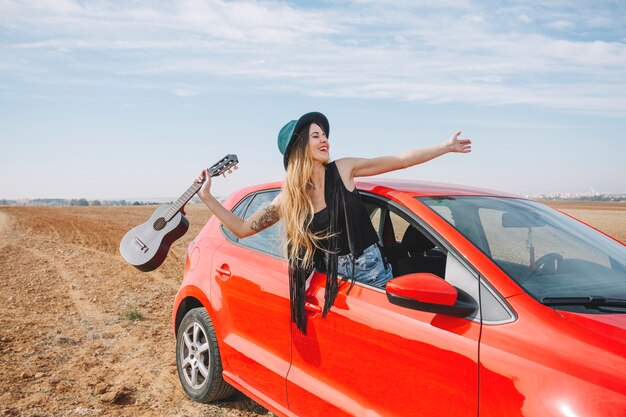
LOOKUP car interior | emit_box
[363,198,447,282]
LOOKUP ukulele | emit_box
[120,154,238,272]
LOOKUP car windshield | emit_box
[418,196,626,312]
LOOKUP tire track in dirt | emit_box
[0,211,14,254]
[26,214,62,242]
[0,211,11,235]
[26,247,104,320]
[19,240,208,414]
[26,234,182,292]
[24,245,190,409]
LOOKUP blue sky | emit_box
[1,0,625,200]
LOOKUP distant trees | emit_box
[108,200,129,206]
[69,198,90,206]
[0,198,162,206]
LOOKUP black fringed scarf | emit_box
[289,162,361,334]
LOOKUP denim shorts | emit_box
[337,243,393,288]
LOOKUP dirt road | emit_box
[0,202,624,416]
[0,205,270,417]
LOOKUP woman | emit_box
[196,112,471,332]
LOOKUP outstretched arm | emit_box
[339,131,471,179]
[196,168,281,239]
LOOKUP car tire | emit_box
[176,307,235,403]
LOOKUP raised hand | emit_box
[195,168,212,199]
[446,131,472,153]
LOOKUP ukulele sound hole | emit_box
[153,217,167,231]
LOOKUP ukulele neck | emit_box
[163,181,203,221]
[161,153,238,221]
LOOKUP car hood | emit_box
[557,310,626,346]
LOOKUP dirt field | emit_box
[537,200,626,244]
[0,201,624,416]
[0,205,271,417]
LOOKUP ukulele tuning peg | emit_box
[233,165,238,170]
[228,169,233,174]
[223,173,226,178]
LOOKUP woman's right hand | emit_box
[444,131,472,154]
[195,168,212,200]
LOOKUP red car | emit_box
[172,179,626,417]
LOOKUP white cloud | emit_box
[173,89,198,97]
[465,14,484,23]
[1,0,625,114]
[547,20,575,31]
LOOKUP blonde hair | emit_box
[280,124,331,268]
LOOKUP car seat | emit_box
[397,226,446,278]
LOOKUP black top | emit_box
[289,161,379,333]
[309,161,378,265]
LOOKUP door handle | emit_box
[215,264,232,277]
[305,301,322,314]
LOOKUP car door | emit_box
[211,190,291,410]
[286,201,481,417]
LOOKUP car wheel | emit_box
[176,307,235,403]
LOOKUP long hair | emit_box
[280,123,331,269]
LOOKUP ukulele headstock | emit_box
[208,154,239,178]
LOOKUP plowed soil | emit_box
[0,205,271,417]
[0,201,624,416]
[537,200,626,244]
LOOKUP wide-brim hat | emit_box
[277,112,329,169]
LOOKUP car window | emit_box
[389,211,411,242]
[393,217,447,279]
[420,196,626,310]
[364,201,394,246]
[445,253,480,320]
[222,194,254,241]
[366,198,448,281]
[479,207,612,269]
[429,203,455,226]
[242,191,278,218]
[368,205,382,235]
[239,191,284,258]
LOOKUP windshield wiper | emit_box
[542,296,626,308]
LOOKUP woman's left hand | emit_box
[446,131,472,153]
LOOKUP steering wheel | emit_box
[534,252,564,275]
[521,252,563,281]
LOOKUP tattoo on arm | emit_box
[250,204,279,232]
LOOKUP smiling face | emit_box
[307,122,330,164]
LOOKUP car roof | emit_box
[232,178,520,199]
[355,178,520,198]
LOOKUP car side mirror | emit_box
[386,273,477,317]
